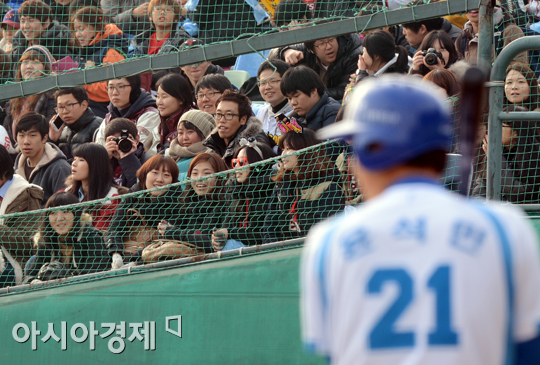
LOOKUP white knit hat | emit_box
[179,110,216,138]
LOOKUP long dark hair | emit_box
[155,73,194,107]
[41,192,82,244]
[363,30,409,74]
[66,143,115,202]
[418,30,459,75]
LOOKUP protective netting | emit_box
[0,131,472,291]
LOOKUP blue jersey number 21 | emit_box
[367,266,459,349]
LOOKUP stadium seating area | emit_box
[0,0,539,289]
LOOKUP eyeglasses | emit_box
[232,157,249,168]
[106,84,131,93]
[215,112,240,121]
[257,79,281,88]
[55,102,80,113]
[152,7,174,13]
[313,37,337,50]
[196,91,221,100]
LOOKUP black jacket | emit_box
[54,108,103,162]
[203,116,269,167]
[163,190,227,253]
[221,166,274,246]
[263,169,344,244]
[11,21,73,75]
[132,27,191,56]
[106,183,184,256]
[110,143,152,189]
[472,120,540,203]
[279,33,362,101]
[294,92,341,132]
[24,223,108,282]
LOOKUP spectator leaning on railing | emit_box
[23,191,109,284]
[107,155,181,268]
[49,87,103,162]
[73,6,129,118]
[11,0,73,77]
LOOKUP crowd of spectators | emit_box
[1,0,540,287]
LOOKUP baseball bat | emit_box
[458,67,486,196]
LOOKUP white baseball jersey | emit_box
[301,178,540,365]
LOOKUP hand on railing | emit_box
[112,253,123,269]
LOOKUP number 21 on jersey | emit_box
[367,265,459,349]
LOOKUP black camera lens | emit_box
[117,138,132,153]
[424,53,439,66]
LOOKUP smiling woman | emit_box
[106,155,182,267]
[160,152,229,253]
[3,46,57,150]
[23,191,109,283]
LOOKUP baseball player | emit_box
[300,76,540,364]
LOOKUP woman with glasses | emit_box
[94,74,161,155]
[155,73,194,152]
[255,59,293,154]
[211,138,275,251]
[3,46,56,150]
[73,6,129,118]
[194,74,233,115]
[203,89,270,166]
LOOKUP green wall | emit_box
[0,247,324,364]
[3,215,540,364]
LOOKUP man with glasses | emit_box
[49,87,102,162]
[256,59,293,154]
[203,89,269,167]
[278,32,361,101]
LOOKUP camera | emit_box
[421,48,443,66]
[112,129,133,153]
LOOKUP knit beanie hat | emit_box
[179,110,216,138]
[21,45,56,70]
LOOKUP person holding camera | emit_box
[410,30,459,77]
[104,118,152,189]
[49,87,103,163]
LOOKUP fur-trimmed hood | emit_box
[203,116,265,166]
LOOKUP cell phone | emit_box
[50,114,64,132]
[275,113,287,122]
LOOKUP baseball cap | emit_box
[2,10,20,29]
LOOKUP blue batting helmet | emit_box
[318,75,452,170]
